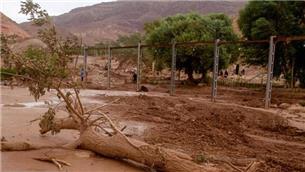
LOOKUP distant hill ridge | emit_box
[1,12,30,40]
[20,1,246,45]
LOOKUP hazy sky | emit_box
[1,0,115,23]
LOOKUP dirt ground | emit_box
[98,93,305,171]
[2,84,305,171]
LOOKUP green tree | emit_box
[238,1,305,87]
[94,33,142,60]
[114,33,142,60]
[145,13,238,83]
[1,34,17,68]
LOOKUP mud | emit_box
[0,86,144,172]
[1,85,305,171]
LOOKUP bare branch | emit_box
[74,88,84,115]
[0,71,36,82]
[96,111,120,133]
[120,125,127,132]
[89,116,106,126]
[56,88,84,123]
[92,125,113,136]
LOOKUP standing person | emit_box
[241,69,245,76]
[224,70,228,78]
[80,68,85,81]
[132,71,137,83]
[219,70,223,77]
[235,64,240,75]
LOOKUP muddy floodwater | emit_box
[0,86,144,172]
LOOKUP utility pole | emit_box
[211,39,220,102]
[170,40,176,96]
[265,36,276,108]
[137,42,141,91]
[107,46,112,89]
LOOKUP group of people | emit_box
[219,64,245,78]
[219,70,229,78]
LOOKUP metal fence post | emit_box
[84,46,88,82]
[265,36,276,108]
[107,46,112,89]
[211,39,220,102]
[137,42,141,91]
[170,40,176,96]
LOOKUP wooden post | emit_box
[211,39,220,102]
[170,40,176,96]
[152,61,155,74]
[107,46,112,89]
[265,36,276,108]
[137,42,141,91]
[84,46,88,82]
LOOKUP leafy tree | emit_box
[238,1,305,87]
[1,0,80,100]
[1,34,16,68]
[145,13,238,83]
[113,33,142,62]
[95,33,153,68]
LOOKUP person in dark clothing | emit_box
[224,70,228,78]
[132,72,137,83]
[235,64,240,75]
[80,68,85,81]
[241,69,245,75]
[219,70,223,77]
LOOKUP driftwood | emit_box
[33,156,71,170]
[1,116,217,172]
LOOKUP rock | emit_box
[174,104,183,108]
[139,86,149,92]
[74,150,95,158]
[279,103,290,109]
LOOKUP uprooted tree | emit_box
[0,1,220,171]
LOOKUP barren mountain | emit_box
[20,1,246,45]
[19,21,76,40]
[1,12,30,40]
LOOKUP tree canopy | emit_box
[1,0,80,100]
[144,13,238,82]
[238,1,305,87]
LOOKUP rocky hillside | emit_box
[20,1,246,45]
[1,12,30,40]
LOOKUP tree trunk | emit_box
[186,69,196,84]
[80,128,217,172]
[200,70,208,83]
[3,117,218,172]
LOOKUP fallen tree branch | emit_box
[33,156,71,170]
[92,124,113,136]
[1,141,74,151]
[3,114,220,172]
[245,161,262,172]
[39,117,78,134]
[120,125,127,132]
